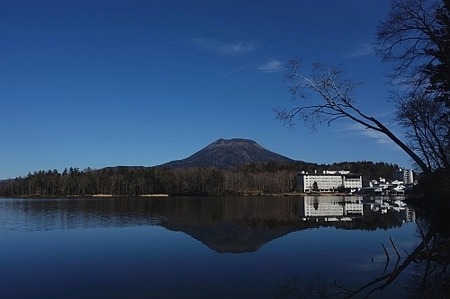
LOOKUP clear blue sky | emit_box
[0,0,412,179]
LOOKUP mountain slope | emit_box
[161,138,294,169]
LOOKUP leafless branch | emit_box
[276,60,431,173]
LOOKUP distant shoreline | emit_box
[0,193,381,199]
[92,194,170,198]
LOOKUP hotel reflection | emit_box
[300,196,364,221]
[299,196,415,223]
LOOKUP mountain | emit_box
[160,138,294,169]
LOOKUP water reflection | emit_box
[303,196,364,219]
[0,196,413,253]
[0,196,447,299]
[300,196,416,231]
[277,206,450,299]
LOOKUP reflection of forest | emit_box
[1,196,413,253]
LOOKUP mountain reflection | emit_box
[0,196,414,253]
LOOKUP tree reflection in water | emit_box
[277,217,450,299]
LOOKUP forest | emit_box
[0,161,399,197]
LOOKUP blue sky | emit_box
[0,0,412,179]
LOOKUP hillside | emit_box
[0,138,402,197]
[161,138,295,169]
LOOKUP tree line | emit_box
[0,161,399,198]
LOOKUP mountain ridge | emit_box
[160,138,295,169]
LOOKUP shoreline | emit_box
[0,192,409,199]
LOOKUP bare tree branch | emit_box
[275,60,431,174]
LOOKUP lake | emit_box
[0,196,432,298]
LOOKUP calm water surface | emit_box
[0,196,421,298]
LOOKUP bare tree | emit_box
[275,60,431,174]
[376,0,450,179]
[394,90,450,171]
[277,0,450,180]
[376,0,450,100]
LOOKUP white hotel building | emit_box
[392,168,414,184]
[297,170,363,193]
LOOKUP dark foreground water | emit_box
[0,196,430,298]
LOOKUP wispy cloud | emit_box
[341,122,399,148]
[258,59,283,73]
[348,43,373,57]
[190,38,255,55]
[219,41,255,55]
